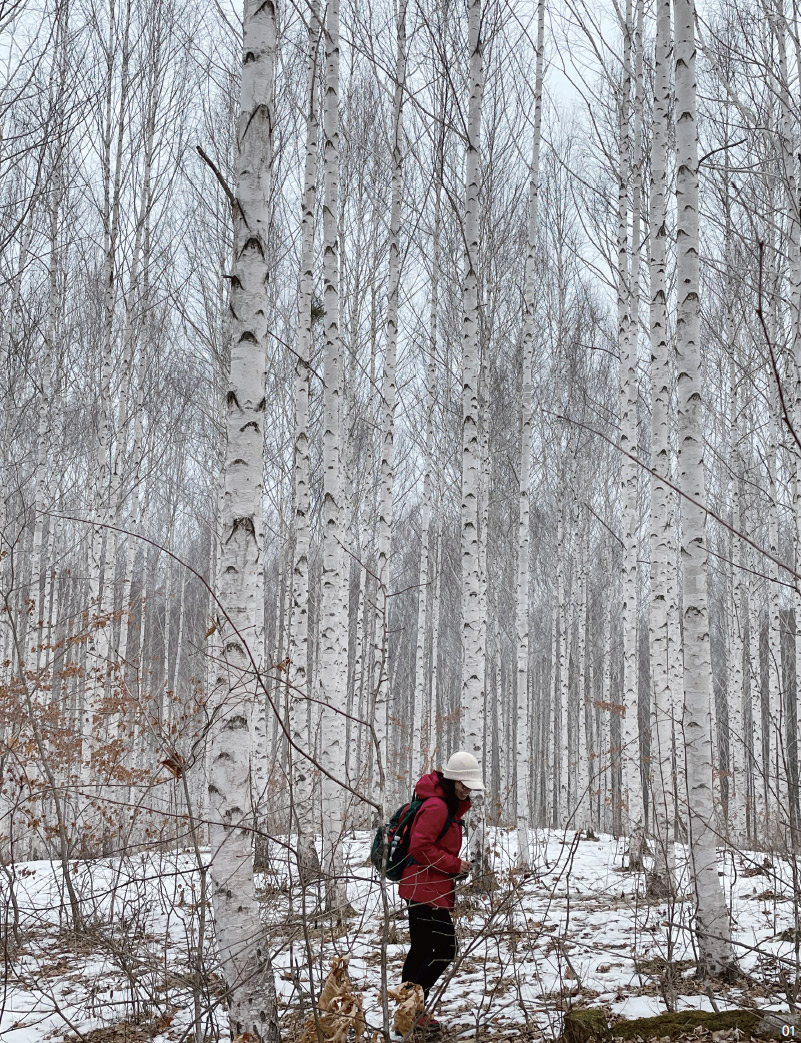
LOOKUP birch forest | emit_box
[4,0,801,1037]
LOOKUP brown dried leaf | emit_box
[387,982,424,1036]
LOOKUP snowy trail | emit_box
[0,830,793,1041]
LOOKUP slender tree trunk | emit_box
[748,545,765,841]
[84,0,132,787]
[767,387,784,831]
[785,6,801,845]
[206,0,280,1035]
[648,0,675,891]
[618,0,644,856]
[556,506,568,825]
[289,0,321,882]
[105,50,159,682]
[429,527,442,769]
[378,0,406,805]
[516,0,545,865]
[413,146,438,783]
[729,467,747,842]
[460,0,485,753]
[576,516,590,830]
[674,0,734,973]
[117,334,149,670]
[319,0,350,914]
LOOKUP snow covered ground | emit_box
[1,829,796,1041]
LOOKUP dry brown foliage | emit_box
[386,981,424,1036]
[299,955,366,1043]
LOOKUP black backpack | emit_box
[370,794,454,882]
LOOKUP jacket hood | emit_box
[414,770,471,816]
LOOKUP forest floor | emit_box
[0,829,796,1042]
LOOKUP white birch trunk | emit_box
[105,69,158,677]
[460,0,485,756]
[319,0,349,913]
[162,541,173,703]
[377,0,406,809]
[289,0,320,880]
[599,602,612,833]
[429,527,442,768]
[748,558,765,838]
[206,0,280,1034]
[674,0,734,971]
[84,0,132,785]
[576,519,590,830]
[413,149,438,784]
[117,336,149,670]
[648,0,675,889]
[784,8,801,841]
[618,0,644,851]
[516,0,545,865]
[767,385,784,832]
[29,177,62,683]
[556,509,568,824]
[729,471,747,842]
[172,565,186,699]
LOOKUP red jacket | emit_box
[398,772,471,909]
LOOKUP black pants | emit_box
[401,902,457,999]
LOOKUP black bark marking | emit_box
[242,235,265,257]
[231,516,256,539]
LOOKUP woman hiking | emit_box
[398,751,484,1034]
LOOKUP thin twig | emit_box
[756,239,801,459]
[195,145,235,210]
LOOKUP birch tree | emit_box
[648,0,676,892]
[206,0,280,1035]
[319,0,350,913]
[84,0,133,786]
[617,0,645,856]
[377,0,406,808]
[290,0,321,882]
[460,0,484,763]
[516,0,545,867]
[674,0,734,974]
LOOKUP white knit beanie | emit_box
[442,751,484,790]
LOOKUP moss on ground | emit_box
[562,1006,781,1043]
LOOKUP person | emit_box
[398,751,484,1033]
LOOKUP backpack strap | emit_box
[405,797,457,867]
[434,810,454,844]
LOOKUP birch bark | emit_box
[206,0,280,1035]
[556,507,568,824]
[319,0,350,913]
[618,0,644,854]
[516,0,545,866]
[413,127,439,784]
[775,3,801,841]
[674,0,734,972]
[648,0,675,891]
[106,56,159,682]
[725,168,747,843]
[429,527,442,768]
[576,518,590,830]
[290,0,320,881]
[84,0,132,785]
[29,177,61,681]
[378,0,406,806]
[461,0,485,807]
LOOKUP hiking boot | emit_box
[412,1013,442,1035]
